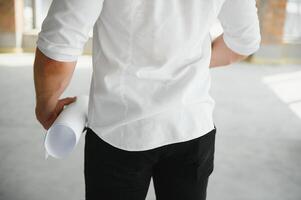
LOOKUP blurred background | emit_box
[0,0,300,200]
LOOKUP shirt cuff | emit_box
[36,37,79,62]
[223,33,261,56]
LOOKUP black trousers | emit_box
[84,126,216,200]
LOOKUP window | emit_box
[23,0,52,31]
[284,0,301,43]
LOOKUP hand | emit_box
[35,96,77,130]
[209,34,247,68]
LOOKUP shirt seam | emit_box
[121,2,137,121]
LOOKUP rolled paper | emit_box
[44,95,89,159]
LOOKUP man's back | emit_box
[37,0,260,151]
[34,0,261,199]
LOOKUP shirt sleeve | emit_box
[218,0,261,56]
[36,0,104,62]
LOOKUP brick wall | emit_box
[0,0,16,32]
[257,0,287,45]
[0,0,23,52]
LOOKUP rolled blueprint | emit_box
[44,95,89,159]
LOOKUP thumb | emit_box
[55,96,77,116]
[60,96,77,106]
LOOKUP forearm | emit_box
[33,47,76,110]
[209,34,248,68]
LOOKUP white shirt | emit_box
[37,0,261,151]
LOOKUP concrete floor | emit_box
[0,53,301,200]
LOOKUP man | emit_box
[34,0,261,199]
